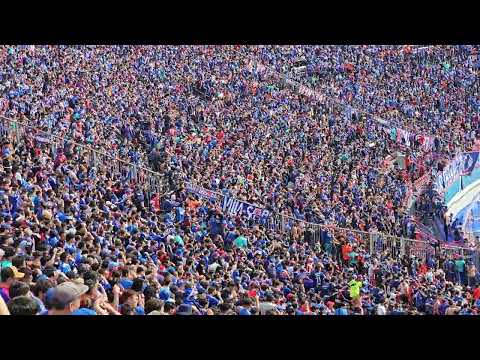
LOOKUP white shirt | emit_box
[376,305,387,315]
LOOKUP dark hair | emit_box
[219,302,231,312]
[40,256,48,267]
[7,296,40,315]
[143,286,157,302]
[120,289,137,305]
[12,255,25,268]
[84,279,98,295]
[44,267,56,278]
[163,302,175,313]
[169,285,178,295]
[120,303,135,315]
[49,291,70,311]
[9,281,30,298]
[32,279,54,298]
[243,297,252,306]
[1,267,14,282]
[131,278,144,293]
[198,298,208,308]
[4,246,15,258]
[66,271,79,280]
[145,298,163,314]
[175,294,183,306]
[83,271,99,284]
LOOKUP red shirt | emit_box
[150,195,160,211]
[342,244,353,261]
[419,264,427,275]
[386,200,393,210]
[473,287,480,300]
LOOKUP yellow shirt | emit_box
[348,280,362,299]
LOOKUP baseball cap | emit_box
[52,282,89,307]
[148,310,164,315]
[6,266,24,279]
[36,274,49,282]
[72,278,85,285]
[239,307,251,315]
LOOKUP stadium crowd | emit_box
[0,45,479,315]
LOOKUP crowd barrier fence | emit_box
[1,115,478,265]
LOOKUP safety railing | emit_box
[1,115,477,263]
[236,46,437,143]
[0,116,170,203]
[185,180,475,261]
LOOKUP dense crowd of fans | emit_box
[0,45,479,315]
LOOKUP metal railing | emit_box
[236,47,437,142]
[185,178,478,261]
[0,116,169,203]
[1,115,477,263]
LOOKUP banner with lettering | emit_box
[185,182,218,201]
[222,195,271,220]
[434,152,480,193]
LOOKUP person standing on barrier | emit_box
[332,235,342,266]
[444,257,455,283]
[322,229,333,255]
[455,256,466,285]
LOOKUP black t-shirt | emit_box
[2,158,10,168]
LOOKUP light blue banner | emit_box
[445,167,480,205]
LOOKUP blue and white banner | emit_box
[463,152,479,175]
[222,195,271,220]
[434,152,480,193]
[185,182,218,201]
[185,182,271,220]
